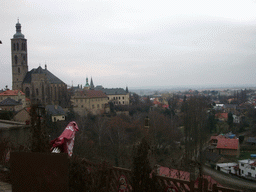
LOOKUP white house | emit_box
[216,163,237,174]
[238,159,256,179]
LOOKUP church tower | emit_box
[11,20,28,90]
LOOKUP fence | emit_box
[81,158,241,192]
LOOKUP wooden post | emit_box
[212,183,217,192]
[189,180,195,192]
[106,167,111,191]
[203,178,208,192]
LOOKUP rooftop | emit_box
[23,66,65,84]
[216,138,239,150]
[85,90,107,98]
[95,87,127,95]
[0,90,25,96]
[0,97,22,106]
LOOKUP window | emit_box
[102,104,104,108]
[13,43,16,51]
[76,99,78,103]
[15,55,18,64]
[108,97,109,100]
[119,97,120,99]
[92,104,94,109]
[123,97,124,99]
[80,99,83,103]
[36,88,39,96]
[17,43,19,51]
[241,163,244,167]
[252,167,255,170]
[81,105,83,108]
[97,104,99,108]
[248,172,252,177]
[18,68,20,73]
[123,101,124,104]
[23,55,26,61]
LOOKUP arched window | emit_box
[17,43,19,51]
[14,55,18,64]
[13,43,16,51]
[36,88,39,96]
[18,67,20,73]
[42,84,45,100]
[54,87,57,100]
[23,55,26,61]
[25,87,30,98]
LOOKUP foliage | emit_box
[69,156,110,192]
[0,111,14,120]
[227,112,234,130]
[131,137,156,192]
[29,104,50,153]
[182,96,210,167]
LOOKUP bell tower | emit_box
[11,19,28,90]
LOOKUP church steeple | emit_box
[11,20,28,90]
[13,19,25,39]
[90,77,94,89]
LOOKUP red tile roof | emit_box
[215,113,228,119]
[158,166,220,189]
[85,90,107,98]
[216,138,239,150]
[0,90,25,96]
[158,166,190,181]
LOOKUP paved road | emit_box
[203,166,256,192]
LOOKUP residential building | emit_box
[216,138,240,156]
[95,86,129,105]
[46,105,66,122]
[13,108,30,123]
[246,137,256,145]
[209,135,240,157]
[71,89,109,116]
[0,97,23,112]
[215,113,228,122]
[216,163,238,174]
[238,159,256,179]
[0,90,26,108]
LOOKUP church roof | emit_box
[23,66,65,84]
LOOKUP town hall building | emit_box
[11,20,67,106]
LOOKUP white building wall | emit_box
[239,160,256,178]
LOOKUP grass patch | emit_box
[239,151,256,160]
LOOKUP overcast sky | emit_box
[1,0,256,90]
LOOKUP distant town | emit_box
[1,21,256,191]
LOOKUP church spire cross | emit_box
[13,19,24,38]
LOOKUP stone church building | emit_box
[11,20,67,106]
